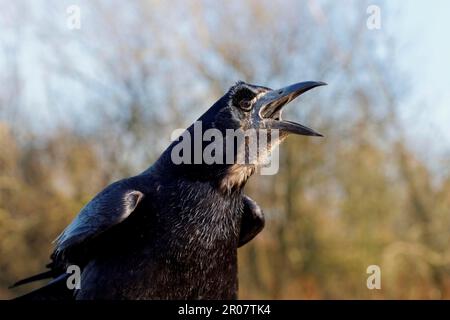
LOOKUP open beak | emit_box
[256,81,326,137]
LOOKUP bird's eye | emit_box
[231,86,256,112]
[239,100,252,111]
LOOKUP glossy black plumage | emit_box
[12,80,325,299]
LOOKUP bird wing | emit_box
[238,195,265,247]
[11,181,145,290]
[53,182,144,259]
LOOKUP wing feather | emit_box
[54,184,144,257]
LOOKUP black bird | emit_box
[12,80,325,299]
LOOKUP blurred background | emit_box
[1,0,450,299]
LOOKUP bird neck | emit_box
[150,146,254,196]
[217,164,255,194]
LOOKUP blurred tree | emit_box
[1,0,449,299]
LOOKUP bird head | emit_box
[207,80,325,137]
[159,80,326,193]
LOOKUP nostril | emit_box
[278,90,283,94]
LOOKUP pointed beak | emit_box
[256,81,326,137]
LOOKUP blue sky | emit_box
[391,0,450,160]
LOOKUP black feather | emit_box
[12,82,268,300]
[10,270,55,288]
